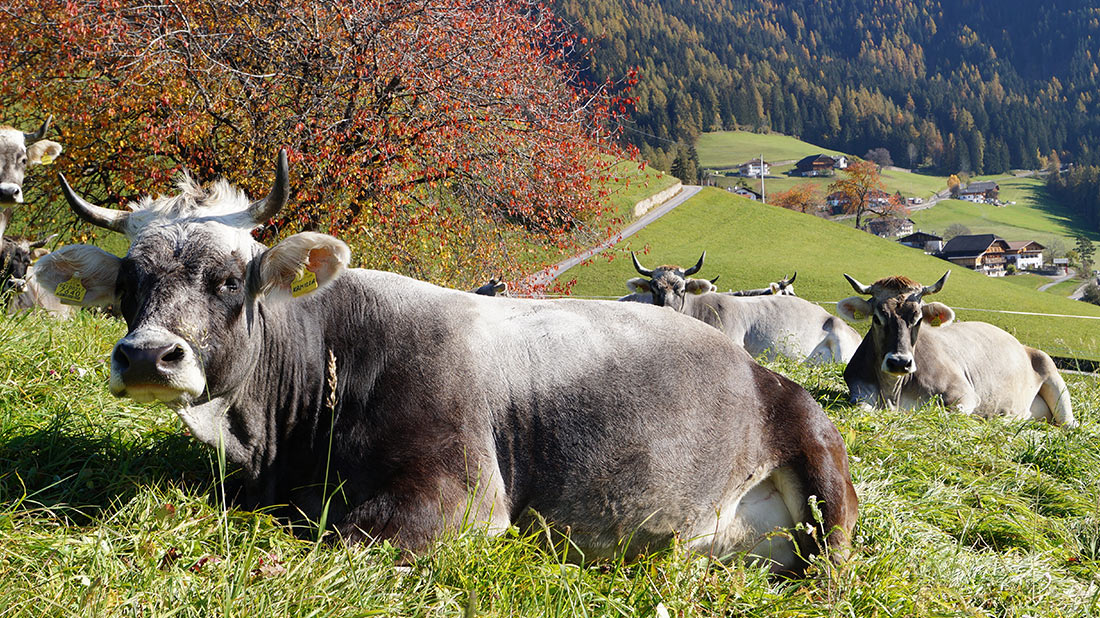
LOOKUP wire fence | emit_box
[507,292,1100,372]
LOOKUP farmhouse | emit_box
[936,233,1010,276]
[956,180,1000,202]
[897,231,944,252]
[737,157,770,178]
[729,185,762,201]
[866,216,915,237]
[1005,240,1045,270]
[794,154,847,177]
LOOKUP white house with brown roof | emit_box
[1005,240,1045,270]
[737,158,770,178]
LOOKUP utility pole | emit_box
[759,153,766,204]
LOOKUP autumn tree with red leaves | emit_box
[0,0,633,287]
[770,183,822,214]
[828,160,907,230]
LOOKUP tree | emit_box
[828,160,906,230]
[770,183,822,214]
[943,223,970,241]
[0,0,632,288]
[1075,235,1096,275]
[947,174,962,196]
[864,147,893,168]
[1082,282,1100,306]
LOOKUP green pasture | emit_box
[1,309,1099,616]
[697,131,846,167]
[564,187,1100,360]
[909,177,1098,249]
[698,131,947,200]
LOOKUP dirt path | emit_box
[520,184,703,292]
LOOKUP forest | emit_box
[556,0,1100,177]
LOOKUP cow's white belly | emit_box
[685,466,803,571]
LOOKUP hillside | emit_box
[557,0,1100,178]
[563,187,1100,361]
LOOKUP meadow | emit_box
[562,187,1100,361]
[1,308,1098,617]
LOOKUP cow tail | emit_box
[1030,349,1075,427]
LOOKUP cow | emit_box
[727,272,797,297]
[36,151,858,574]
[470,276,507,296]
[836,271,1074,426]
[0,207,60,311]
[626,253,862,364]
[0,116,63,204]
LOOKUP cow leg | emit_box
[335,470,510,555]
[792,431,859,568]
[1028,349,1075,427]
[847,379,879,411]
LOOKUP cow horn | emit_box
[0,207,11,238]
[786,271,797,285]
[709,275,720,284]
[29,233,58,249]
[59,173,130,234]
[683,251,706,276]
[248,149,290,224]
[843,273,872,295]
[631,252,653,277]
[23,116,51,142]
[920,271,950,297]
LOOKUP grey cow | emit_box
[626,253,861,364]
[0,117,62,204]
[0,207,66,315]
[37,152,858,574]
[836,272,1074,425]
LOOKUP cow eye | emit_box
[219,277,242,294]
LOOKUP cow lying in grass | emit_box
[837,271,1074,426]
[625,253,862,364]
[36,151,858,574]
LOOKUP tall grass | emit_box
[1,310,1098,616]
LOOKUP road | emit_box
[520,184,703,292]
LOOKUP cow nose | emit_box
[113,342,188,384]
[0,185,20,202]
[884,354,914,374]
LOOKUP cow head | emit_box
[471,276,507,296]
[770,271,797,296]
[625,251,713,310]
[0,117,63,204]
[836,271,953,376]
[0,207,55,298]
[35,150,351,406]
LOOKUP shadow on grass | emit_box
[0,422,217,522]
[1013,183,1099,242]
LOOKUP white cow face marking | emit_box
[0,124,62,204]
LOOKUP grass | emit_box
[561,187,1100,361]
[698,131,949,201]
[2,309,1099,616]
[908,177,1099,251]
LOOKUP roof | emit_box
[795,154,837,168]
[731,186,762,198]
[959,180,999,194]
[938,233,1008,258]
[898,231,942,243]
[1006,240,1044,251]
[739,158,768,166]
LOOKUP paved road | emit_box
[520,184,703,292]
[1038,271,1077,293]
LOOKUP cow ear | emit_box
[626,277,651,294]
[685,278,715,295]
[769,282,780,294]
[837,296,872,322]
[33,244,121,307]
[31,247,50,261]
[253,232,350,301]
[921,301,955,327]
[26,140,62,166]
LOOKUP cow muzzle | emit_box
[110,327,206,403]
[882,353,915,376]
[0,183,23,204]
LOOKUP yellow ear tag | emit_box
[291,268,318,298]
[853,310,865,320]
[930,315,942,327]
[55,276,86,305]
[39,154,55,165]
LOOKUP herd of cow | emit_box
[0,118,1079,576]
